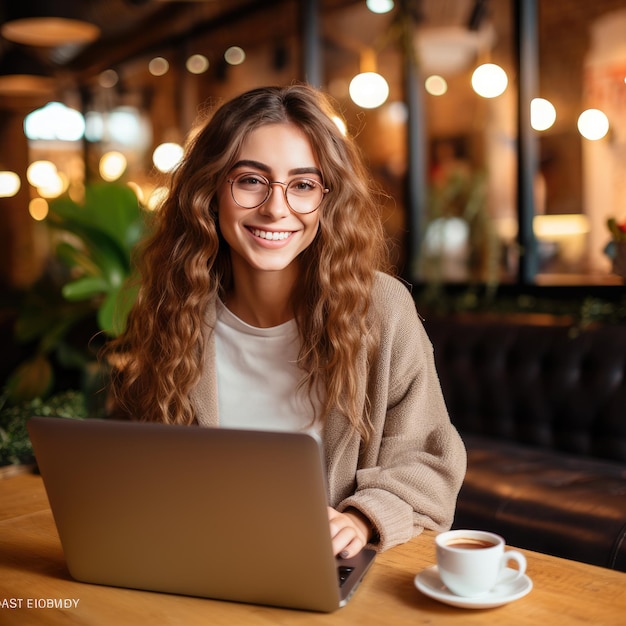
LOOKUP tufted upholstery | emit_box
[424,315,626,571]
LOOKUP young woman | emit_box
[105,84,466,560]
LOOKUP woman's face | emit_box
[217,122,323,279]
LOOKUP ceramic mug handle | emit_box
[499,550,527,584]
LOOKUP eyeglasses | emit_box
[227,172,329,214]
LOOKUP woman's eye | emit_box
[292,179,316,192]
[239,175,263,185]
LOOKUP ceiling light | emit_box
[186,54,209,75]
[0,48,55,98]
[425,75,448,96]
[152,143,184,173]
[0,2,100,47]
[100,152,128,182]
[0,171,21,198]
[531,98,556,131]
[349,72,389,109]
[149,57,169,77]
[366,0,394,14]
[471,63,508,98]
[577,109,609,140]
[224,47,246,66]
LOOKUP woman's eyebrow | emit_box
[231,160,322,179]
[231,159,270,173]
[289,166,323,178]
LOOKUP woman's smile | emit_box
[247,226,295,242]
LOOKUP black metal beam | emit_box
[301,0,322,87]
[515,0,539,284]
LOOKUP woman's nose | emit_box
[258,183,291,218]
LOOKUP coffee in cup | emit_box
[435,530,526,598]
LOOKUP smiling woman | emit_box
[103,84,466,562]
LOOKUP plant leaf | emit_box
[62,276,111,301]
[49,183,144,255]
[97,281,138,337]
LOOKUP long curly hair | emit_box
[105,84,391,437]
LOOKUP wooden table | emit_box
[1,473,625,625]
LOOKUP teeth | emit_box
[252,228,292,241]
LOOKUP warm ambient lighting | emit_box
[37,171,68,198]
[26,160,67,198]
[349,48,389,109]
[26,161,57,188]
[99,152,127,182]
[471,63,508,98]
[186,54,209,74]
[384,101,408,124]
[147,186,169,211]
[425,75,448,96]
[531,98,557,131]
[366,0,394,14]
[224,47,246,66]
[332,115,347,136]
[533,214,590,238]
[29,197,49,221]
[1,17,99,47]
[98,69,119,88]
[349,72,389,108]
[577,108,609,140]
[0,171,21,197]
[127,181,145,204]
[24,102,85,142]
[149,57,169,77]
[152,143,184,173]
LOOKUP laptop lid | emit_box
[27,417,375,612]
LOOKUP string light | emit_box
[577,109,609,140]
[366,0,394,14]
[531,98,556,131]
[99,151,127,181]
[0,171,21,197]
[471,63,508,98]
[149,57,169,76]
[152,142,184,173]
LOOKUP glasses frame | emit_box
[227,171,330,215]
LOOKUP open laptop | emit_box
[27,416,376,613]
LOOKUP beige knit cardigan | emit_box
[191,272,467,552]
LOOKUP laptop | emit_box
[27,416,376,613]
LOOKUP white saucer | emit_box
[414,565,533,609]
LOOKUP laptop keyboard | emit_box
[338,566,355,587]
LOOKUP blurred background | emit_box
[2,0,626,296]
[2,0,626,460]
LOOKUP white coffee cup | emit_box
[435,529,527,597]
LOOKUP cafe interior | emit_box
[1,0,626,619]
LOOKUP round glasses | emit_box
[227,172,329,214]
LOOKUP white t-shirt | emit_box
[215,300,322,433]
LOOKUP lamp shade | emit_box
[0,47,55,97]
[1,1,100,47]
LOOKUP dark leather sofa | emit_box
[424,314,626,572]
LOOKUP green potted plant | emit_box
[0,183,146,468]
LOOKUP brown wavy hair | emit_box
[104,84,391,437]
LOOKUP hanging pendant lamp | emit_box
[0,47,55,97]
[1,1,100,47]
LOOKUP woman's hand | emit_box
[327,507,372,558]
